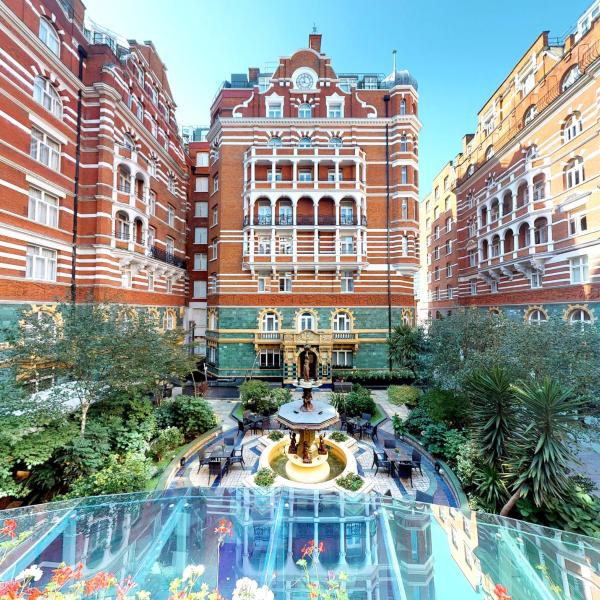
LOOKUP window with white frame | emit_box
[565,157,584,189]
[468,221,476,237]
[168,174,176,193]
[262,311,279,331]
[568,308,592,327]
[561,65,581,92]
[193,280,207,298]
[268,136,282,147]
[33,77,62,118]
[193,253,207,271]
[267,102,282,118]
[434,266,440,280]
[267,169,282,182]
[258,237,271,255]
[195,176,209,192]
[163,311,175,330]
[341,271,354,292]
[150,86,158,106]
[278,236,292,255]
[166,236,174,259]
[468,249,477,267]
[26,245,56,281]
[210,238,218,260]
[259,348,281,368]
[333,312,351,331]
[528,309,547,324]
[298,169,312,182]
[257,276,268,292]
[298,137,312,148]
[147,226,155,249]
[470,281,477,295]
[401,166,408,184]
[399,98,406,114]
[446,263,452,277]
[207,345,216,364]
[150,117,158,138]
[211,206,218,226]
[446,216,453,232]
[401,198,408,219]
[341,235,354,254]
[167,204,175,227]
[447,285,454,299]
[147,272,154,291]
[136,101,144,122]
[148,191,156,216]
[121,269,132,289]
[196,152,209,167]
[298,103,312,118]
[434,246,440,260]
[446,240,452,254]
[434,225,440,239]
[531,271,542,289]
[194,227,207,244]
[570,255,589,284]
[195,201,208,217]
[213,175,219,193]
[490,280,498,293]
[523,105,537,126]
[39,18,60,55]
[569,214,588,235]
[332,350,353,367]
[279,274,292,292]
[28,187,59,228]
[149,158,157,177]
[563,113,582,142]
[299,312,315,331]
[30,128,60,170]
[165,278,172,294]
[328,103,343,118]
[402,236,409,255]
[400,135,408,152]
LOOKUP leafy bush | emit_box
[405,405,434,436]
[268,430,284,442]
[420,422,449,456]
[156,396,217,441]
[441,429,468,468]
[151,427,184,460]
[255,467,277,487]
[332,369,414,385]
[336,473,364,492]
[329,431,348,442]
[391,414,408,438]
[388,385,421,408]
[65,453,151,498]
[240,380,270,409]
[329,392,347,414]
[421,388,470,429]
[344,384,376,417]
[255,387,291,416]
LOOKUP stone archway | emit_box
[298,348,318,381]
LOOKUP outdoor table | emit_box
[208,445,233,460]
[348,416,370,438]
[384,447,412,475]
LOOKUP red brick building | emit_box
[205,34,421,382]
[0,0,189,358]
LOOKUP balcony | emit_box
[256,332,281,340]
[148,245,186,269]
[243,214,366,227]
[245,145,366,162]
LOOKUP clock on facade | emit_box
[296,73,314,89]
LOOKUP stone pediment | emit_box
[283,330,333,346]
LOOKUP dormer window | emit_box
[123,134,135,151]
[328,103,342,118]
[561,65,581,92]
[329,137,342,148]
[39,18,60,56]
[298,103,312,119]
[267,102,282,118]
[523,105,537,126]
[268,136,282,147]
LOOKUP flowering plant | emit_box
[295,540,348,600]
[0,519,32,566]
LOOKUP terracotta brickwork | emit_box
[422,8,600,324]
[0,0,188,331]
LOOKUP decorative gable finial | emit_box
[312,23,317,34]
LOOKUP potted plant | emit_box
[392,414,408,440]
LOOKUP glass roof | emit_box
[0,488,597,599]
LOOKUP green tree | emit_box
[388,324,424,375]
[156,395,217,441]
[500,378,584,516]
[4,303,195,436]
[464,366,516,469]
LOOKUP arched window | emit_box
[563,113,582,143]
[298,137,312,148]
[568,308,591,327]
[298,103,312,119]
[533,218,548,244]
[561,65,581,92]
[565,157,584,189]
[163,310,175,331]
[33,77,62,118]
[268,136,282,147]
[485,145,494,160]
[490,199,499,222]
[523,105,537,126]
[491,235,501,257]
[299,312,315,331]
[123,134,136,151]
[528,309,547,324]
[333,311,351,332]
[208,311,217,330]
[261,311,279,332]
[467,164,475,177]
[400,135,408,152]
[329,137,342,147]
[115,211,130,240]
[39,18,60,55]
[400,99,406,115]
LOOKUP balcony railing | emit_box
[257,332,281,340]
[276,215,293,225]
[340,215,356,225]
[117,184,131,194]
[333,331,354,339]
[318,216,336,226]
[243,215,365,227]
[115,230,130,241]
[149,245,186,269]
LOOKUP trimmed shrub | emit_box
[404,405,434,436]
[268,430,284,442]
[388,385,421,408]
[333,369,414,385]
[344,384,376,417]
[156,396,217,441]
[255,467,276,487]
[336,473,363,491]
[421,388,470,429]
[151,427,184,461]
[239,380,270,409]
[329,431,348,442]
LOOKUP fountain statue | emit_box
[318,433,327,455]
[288,432,297,454]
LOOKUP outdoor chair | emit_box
[415,491,434,504]
[361,413,373,436]
[372,451,391,476]
[346,421,359,439]
[384,438,396,449]
[238,419,254,435]
[223,435,236,448]
[229,445,246,470]
[395,462,413,486]
[339,414,347,431]
[411,449,423,476]
[207,458,228,485]
[197,448,208,472]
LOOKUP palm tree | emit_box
[465,366,515,469]
[500,377,583,517]
[388,324,423,375]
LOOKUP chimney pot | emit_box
[248,67,259,82]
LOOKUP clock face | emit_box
[296,73,314,89]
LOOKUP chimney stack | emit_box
[248,67,259,83]
[309,33,322,53]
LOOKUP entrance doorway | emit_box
[298,349,318,381]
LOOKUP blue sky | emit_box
[84,0,591,196]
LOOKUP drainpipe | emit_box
[71,44,87,303]
[383,94,392,370]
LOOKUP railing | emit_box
[115,230,130,241]
[149,245,186,269]
[297,216,314,226]
[340,216,356,225]
[117,184,131,194]
[276,215,293,225]
[57,0,74,18]
[333,332,354,339]
[318,215,336,226]
[256,215,272,225]
[257,332,281,340]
